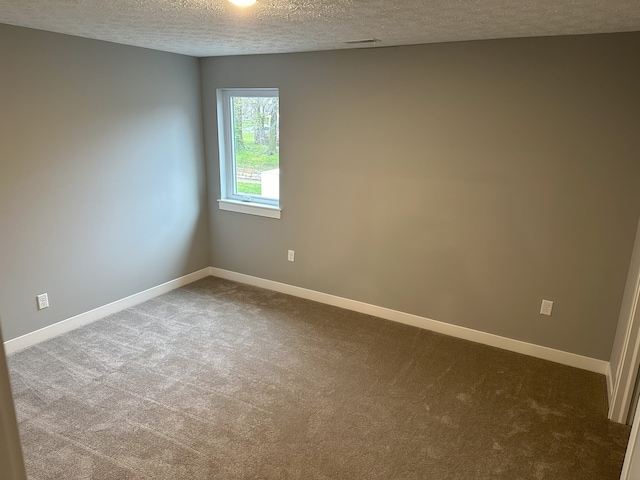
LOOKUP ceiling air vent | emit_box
[343,38,381,45]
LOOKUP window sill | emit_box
[218,199,281,219]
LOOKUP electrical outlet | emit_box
[540,299,553,316]
[37,293,49,310]
[288,250,295,262]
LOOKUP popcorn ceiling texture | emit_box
[0,0,639,56]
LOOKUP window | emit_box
[217,88,280,219]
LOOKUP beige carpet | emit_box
[8,277,630,479]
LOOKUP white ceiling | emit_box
[0,0,639,57]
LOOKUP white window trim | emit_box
[217,88,280,219]
[217,199,281,219]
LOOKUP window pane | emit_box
[231,96,279,200]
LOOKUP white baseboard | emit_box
[4,268,210,355]
[5,265,611,378]
[210,267,610,376]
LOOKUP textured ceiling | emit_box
[0,0,639,57]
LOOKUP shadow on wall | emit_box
[0,324,27,480]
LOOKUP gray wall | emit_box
[0,25,210,341]
[202,33,640,361]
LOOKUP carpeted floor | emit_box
[7,277,630,479]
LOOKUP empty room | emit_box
[1,0,640,479]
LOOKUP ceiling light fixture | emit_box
[228,0,256,6]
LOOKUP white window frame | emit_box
[217,88,281,219]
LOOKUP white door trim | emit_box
[609,280,640,423]
[620,398,640,479]
[609,218,640,424]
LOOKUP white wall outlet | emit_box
[288,250,295,262]
[540,299,553,316]
[36,293,49,310]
